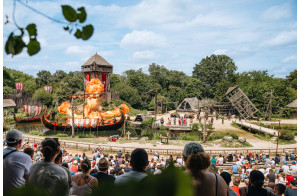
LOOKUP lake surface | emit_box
[14,122,125,136]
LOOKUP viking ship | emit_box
[13,106,52,123]
[41,108,125,131]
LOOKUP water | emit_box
[14,122,124,136]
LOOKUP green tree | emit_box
[23,80,37,95]
[36,70,52,87]
[33,88,53,106]
[192,54,237,98]
[50,70,67,83]
[112,83,141,108]
[52,81,73,104]
[286,69,297,90]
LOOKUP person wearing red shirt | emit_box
[286,171,295,185]
[231,176,241,196]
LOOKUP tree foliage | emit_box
[192,54,237,99]
[3,54,296,118]
[5,2,93,57]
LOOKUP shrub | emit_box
[207,132,223,141]
[225,132,238,140]
[29,131,43,136]
[141,118,156,129]
[78,133,94,138]
[56,133,68,137]
[178,132,200,141]
[191,123,200,132]
[279,130,294,141]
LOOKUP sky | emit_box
[2,0,297,78]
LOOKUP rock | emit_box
[238,137,246,143]
[223,136,233,142]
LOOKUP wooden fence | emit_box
[24,136,297,156]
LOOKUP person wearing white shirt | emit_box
[290,162,297,176]
[282,163,290,173]
[218,155,224,165]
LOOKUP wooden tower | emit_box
[226,86,258,119]
[81,53,113,101]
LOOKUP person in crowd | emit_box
[284,180,297,196]
[211,155,217,165]
[91,157,116,184]
[275,174,285,184]
[218,154,224,165]
[115,148,149,184]
[220,171,238,196]
[117,150,122,158]
[228,153,233,162]
[29,138,70,196]
[290,161,297,176]
[265,169,275,183]
[125,151,131,162]
[290,152,295,160]
[231,162,240,174]
[286,171,295,186]
[3,129,32,193]
[274,183,286,196]
[275,154,280,164]
[23,147,34,160]
[70,160,79,174]
[231,176,241,196]
[282,162,289,173]
[239,170,268,196]
[154,165,162,175]
[70,158,98,196]
[124,162,132,173]
[183,142,229,196]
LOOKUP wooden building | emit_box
[81,53,118,102]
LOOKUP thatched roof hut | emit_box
[177,97,200,112]
[3,99,16,108]
[286,99,297,108]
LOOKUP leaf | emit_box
[26,23,37,38]
[27,39,41,56]
[5,33,26,55]
[61,5,77,22]
[81,25,94,40]
[5,33,14,55]
[74,29,82,39]
[77,7,87,23]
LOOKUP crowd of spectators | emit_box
[3,129,297,196]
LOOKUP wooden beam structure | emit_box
[226,86,258,119]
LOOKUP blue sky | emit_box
[3,0,297,78]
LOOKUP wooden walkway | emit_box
[235,121,278,136]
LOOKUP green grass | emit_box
[278,139,297,144]
[254,133,270,141]
[221,141,253,148]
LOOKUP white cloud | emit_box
[261,31,296,47]
[132,51,158,61]
[120,30,168,49]
[213,49,227,55]
[261,3,292,21]
[65,45,97,57]
[282,55,297,63]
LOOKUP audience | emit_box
[183,142,229,196]
[70,158,98,196]
[3,129,32,193]
[3,132,298,195]
[29,138,70,196]
[115,148,148,184]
